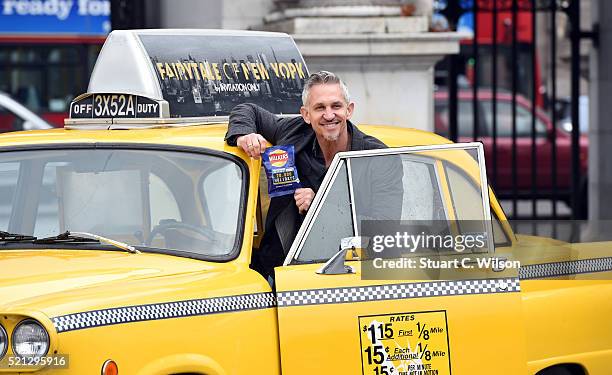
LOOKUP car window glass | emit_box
[61,168,146,236]
[444,163,487,253]
[458,100,488,137]
[482,101,547,137]
[296,161,353,263]
[517,104,547,136]
[295,154,452,264]
[1,45,96,114]
[293,146,496,263]
[150,173,181,228]
[445,164,485,221]
[435,99,487,137]
[201,163,242,235]
[351,155,447,232]
[492,214,511,246]
[0,162,19,230]
[399,158,446,221]
[0,149,244,259]
[33,162,63,237]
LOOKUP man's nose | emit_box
[323,109,335,120]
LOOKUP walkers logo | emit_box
[269,149,289,167]
[262,145,300,197]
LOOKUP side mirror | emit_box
[342,236,364,261]
[345,247,363,261]
[316,236,366,275]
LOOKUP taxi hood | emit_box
[0,249,248,318]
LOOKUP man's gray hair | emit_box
[301,70,350,106]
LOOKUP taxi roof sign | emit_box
[67,29,309,127]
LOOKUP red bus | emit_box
[436,1,544,107]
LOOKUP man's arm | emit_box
[226,103,314,214]
[225,103,285,157]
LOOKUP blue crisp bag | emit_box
[262,145,301,197]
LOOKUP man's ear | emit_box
[347,102,355,120]
[300,106,310,124]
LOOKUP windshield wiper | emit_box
[0,231,36,242]
[71,231,140,254]
[34,231,140,254]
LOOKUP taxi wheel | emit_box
[536,366,575,375]
[146,220,215,246]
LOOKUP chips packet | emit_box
[262,145,301,197]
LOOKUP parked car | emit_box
[435,90,589,215]
[0,92,53,132]
[0,30,610,375]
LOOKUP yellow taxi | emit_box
[0,29,610,375]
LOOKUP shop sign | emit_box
[0,0,110,36]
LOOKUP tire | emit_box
[536,366,574,375]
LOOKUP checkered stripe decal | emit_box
[51,292,276,333]
[276,278,519,307]
[519,257,612,279]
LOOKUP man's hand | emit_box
[237,133,269,159]
[294,188,315,215]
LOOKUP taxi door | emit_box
[274,144,527,375]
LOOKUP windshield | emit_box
[0,147,245,259]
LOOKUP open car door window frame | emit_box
[285,142,495,266]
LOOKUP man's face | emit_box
[300,83,354,142]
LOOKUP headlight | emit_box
[0,324,7,358]
[11,319,49,357]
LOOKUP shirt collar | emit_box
[311,121,356,158]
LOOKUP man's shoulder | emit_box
[351,123,387,150]
[362,134,387,150]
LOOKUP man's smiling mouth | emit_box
[321,122,340,128]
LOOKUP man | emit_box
[225,71,399,278]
